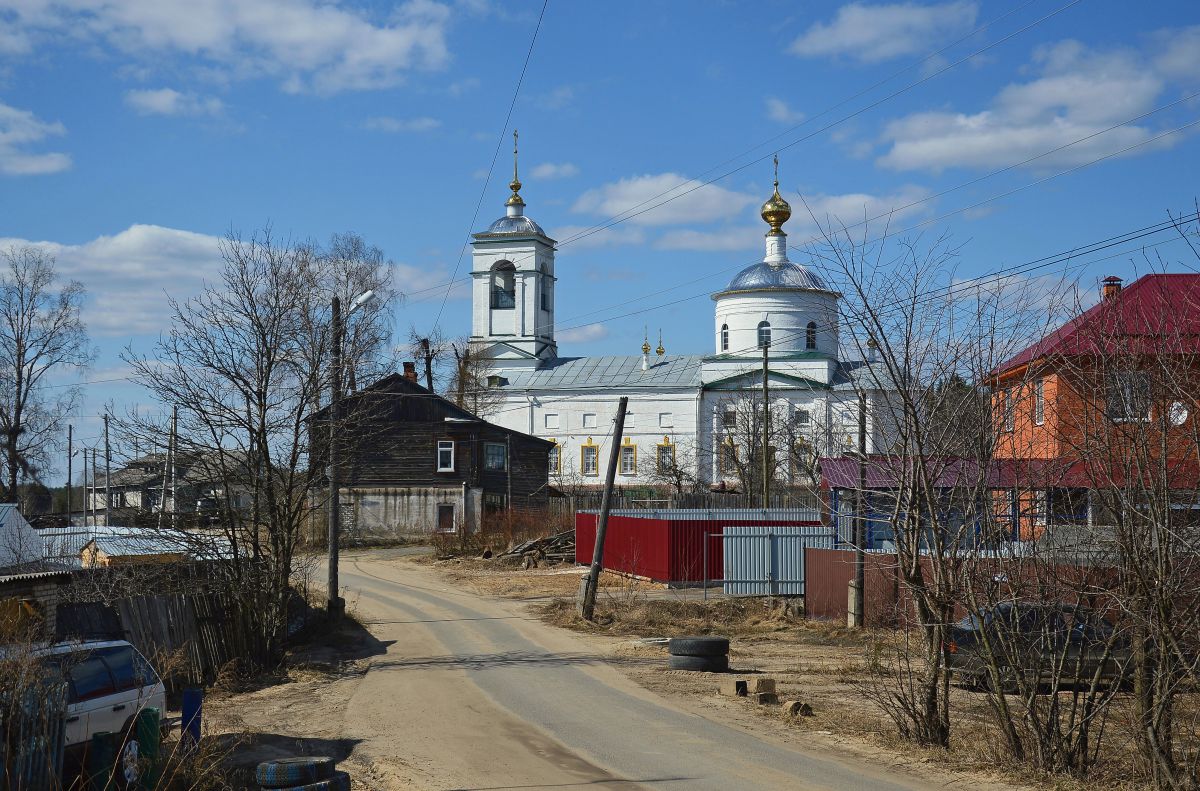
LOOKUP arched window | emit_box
[805,321,817,350]
[720,324,729,351]
[490,261,515,308]
[757,320,771,348]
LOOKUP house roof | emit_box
[994,274,1200,379]
[821,455,1200,490]
[496,355,706,390]
[820,456,990,489]
[83,533,190,558]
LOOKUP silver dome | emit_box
[479,215,547,236]
[719,261,829,294]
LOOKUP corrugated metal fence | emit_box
[0,680,67,790]
[712,526,839,596]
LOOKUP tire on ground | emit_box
[667,636,729,657]
[668,654,730,672]
[256,757,337,788]
[273,769,353,791]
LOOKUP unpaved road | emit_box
[333,553,1002,791]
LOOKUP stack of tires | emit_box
[257,757,350,790]
[667,636,729,673]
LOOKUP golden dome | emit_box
[642,329,651,355]
[761,154,791,234]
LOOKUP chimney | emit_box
[1102,275,1123,301]
[402,361,418,383]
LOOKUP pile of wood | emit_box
[498,530,576,567]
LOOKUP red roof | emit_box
[994,274,1200,378]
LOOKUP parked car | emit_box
[35,640,168,779]
[945,602,1130,692]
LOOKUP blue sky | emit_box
[0,0,1198,483]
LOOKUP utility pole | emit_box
[66,425,72,523]
[579,396,629,621]
[90,448,97,526]
[762,342,771,508]
[170,405,178,529]
[82,442,88,525]
[851,389,868,628]
[104,413,111,526]
[421,337,434,393]
[505,434,513,535]
[327,295,345,620]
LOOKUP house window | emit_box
[659,412,673,428]
[483,493,507,513]
[805,321,817,350]
[721,408,737,429]
[1003,388,1015,432]
[437,503,456,533]
[720,324,729,352]
[484,442,507,471]
[1034,379,1045,426]
[581,444,599,476]
[657,441,675,473]
[625,412,635,428]
[1107,371,1151,421]
[548,442,560,475]
[620,444,637,475]
[490,261,516,308]
[544,413,560,429]
[582,413,597,429]
[1033,490,1048,527]
[757,320,771,349]
[794,408,811,426]
[437,440,455,472]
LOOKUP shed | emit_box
[0,504,41,570]
[80,534,189,568]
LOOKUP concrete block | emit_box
[754,692,779,705]
[719,678,748,697]
[782,700,814,718]
[748,678,775,695]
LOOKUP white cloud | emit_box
[396,263,469,300]
[548,225,646,249]
[572,173,757,227]
[362,116,441,132]
[878,41,1177,172]
[1151,25,1200,84]
[531,85,573,109]
[0,0,451,94]
[0,102,71,176]
[790,2,978,63]
[0,225,224,335]
[124,88,224,117]
[558,323,609,343]
[765,97,804,124]
[530,162,578,180]
[654,227,758,252]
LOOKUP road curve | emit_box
[338,553,952,791]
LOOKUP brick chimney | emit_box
[402,361,418,383]
[1102,275,1123,301]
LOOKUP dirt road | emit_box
[331,553,990,791]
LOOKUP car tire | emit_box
[668,654,729,672]
[273,770,352,791]
[257,757,338,788]
[667,637,729,657]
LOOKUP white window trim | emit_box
[619,444,637,476]
[1034,379,1045,426]
[582,412,598,429]
[436,440,455,472]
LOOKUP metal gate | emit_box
[718,525,838,596]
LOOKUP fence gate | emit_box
[720,526,837,596]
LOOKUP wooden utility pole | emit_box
[421,338,434,393]
[851,389,868,628]
[66,424,72,523]
[579,397,629,621]
[505,434,513,535]
[82,442,88,525]
[170,405,178,529]
[327,295,345,619]
[103,413,111,526]
[761,343,771,508]
[90,448,97,525]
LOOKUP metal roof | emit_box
[474,215,551,238]
[716,261,830,295]
[831,359,892,391]
[497,355,705,390]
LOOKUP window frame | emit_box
[656,440,676,474]
[619,443,637,476]
[436,503,456,533]
[721,408,737,429]
[794,407,811,427]
[483,442,507,472]
[1106,371,1152,423]
[581,443,599,477]
[1003,388,1015,432]
[805,321,817,351]
[582,412,597,429]
[1034,378,1045,426]
[757,320,771,349]
[544,412,560,429]
[547,441,560,476]
[490,261,516,309]
[436,440,455,472]
[719,440,737,475]
[658,412,673,428]
[720,323,729,352]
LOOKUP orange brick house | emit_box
[987,274,1200,540]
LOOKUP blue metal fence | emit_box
[707,525,839,597]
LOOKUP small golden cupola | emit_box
[506,129,525,210]
[760,154,791,235]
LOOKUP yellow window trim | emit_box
[619,441,637,475]
[581,438,599,476]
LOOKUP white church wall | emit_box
[714,291,839,356]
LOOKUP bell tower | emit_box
[470,131,557,365]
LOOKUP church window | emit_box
[719,441,737,474]
[794,408,811,426]
[658,412,673,428]
[656,441,676,474]
[721,408,737,429]
[757,321,771,349]
[582,444,599,476]
[620,444,637,475]
[541,288,549,311]
[548,442,560,475]
[490,261,516,309]
[544,413,560,429]
[720,324,729,351]
[582,412,597,429]
[806,321,817,350]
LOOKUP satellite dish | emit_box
[1169,402,1188,427]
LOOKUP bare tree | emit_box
[0,246,91,501]
[449,340,504,417]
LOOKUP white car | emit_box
[36,639,168,774]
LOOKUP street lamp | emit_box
[845,388,868,628]
[328,289,377,619]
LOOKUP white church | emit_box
[469,150,892,490]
